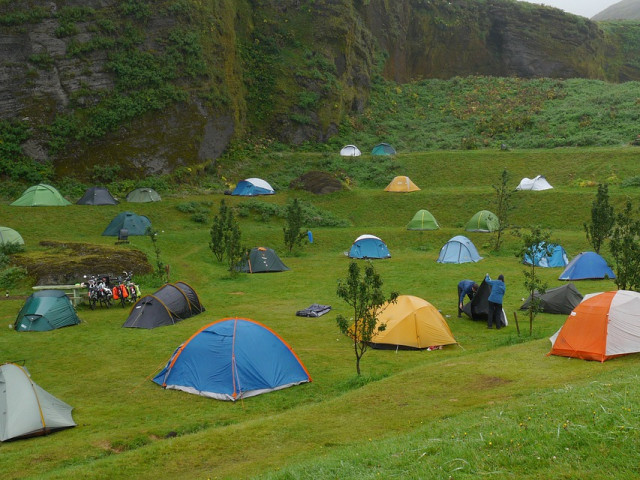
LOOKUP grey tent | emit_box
[0,363,76,441]
[520,283,583,315]
[237,247,289,273]
[126,188,161,203]
[76,186,118,205]
[102,211,151,236]
[123,282,205,329]
[14,290,81,332]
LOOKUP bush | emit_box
[0,267,28,289]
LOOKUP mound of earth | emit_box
[12,241,153,286]
[289,171,343,194]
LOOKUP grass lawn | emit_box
[1,147,639,479]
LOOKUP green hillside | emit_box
[1,148,639,478]
[3,0,640,179]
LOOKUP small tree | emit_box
[146,227,168,282]
[609,200,640,291]
[209,200,232,262]
[336,261,398,376]
[283,198,307,252]
[226,220,245,275]
[584,183,614,254]
[517,226,552,335]
[492,168,513,250]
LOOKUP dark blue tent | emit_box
[437,235,482,264]
[153,318,311,401]
[559,252,615,280]
[523,242,569,268]
[231,178,275,196]
[348,235,391,259]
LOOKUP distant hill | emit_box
[593,0,640,20]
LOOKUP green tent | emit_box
[10,184,71,207]
[14,290,81,332]
[126,188,161,203]
[0,363,76,441]
[102,211,152,236]
[465,210,500,233]
[407,210,439,231]
[0,226,24,246]
[237,247,290,273]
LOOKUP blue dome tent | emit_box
[231,178,275,196]
[348,235,391,259]
[153,318,311,401]
[523,242,569,268]
[559,252,615,280]
[437,235,482,264]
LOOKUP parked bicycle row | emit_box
[81,271,140,309]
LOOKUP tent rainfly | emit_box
[76,186,118,205]
[153,317,311,401]
[520,283,583,315]
[123,281,204,329]
[406,210,439,231]
[384,176,420,192]
[549,290,640,362]
[126,188,161,203]
[237,247,289,273]
[516,175,553,191]
[0,363,76,441]
[10,184,71,207]
[232,178,275,196]
[371,143,396,155]
[14,290,81,332]
[340,145,361,157]
[523,242,569,268]
[558,252,615,281]
[437,235,482,264]
[465,210,499,233]
[348,235,391,259]
[101,211,151,236]
[462,280,508,325]
[0,227,24,246]
[368,295,458,349]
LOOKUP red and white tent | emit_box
[549,290,640,362]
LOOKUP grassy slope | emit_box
[1,148,640,478]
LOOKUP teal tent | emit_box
[14,290,81,332]
[102,212,151,236]
[0,363,76,441]
[0,227,24,246]
[10,184,71,207]
[371,143,396,155]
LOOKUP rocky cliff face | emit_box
[1,0,638,178]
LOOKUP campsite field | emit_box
[1,147,640,479]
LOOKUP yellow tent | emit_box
[370,295,457,349]
[384,176,420,192]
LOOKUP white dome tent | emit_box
[340,145,362,157]
[516,175,553,191]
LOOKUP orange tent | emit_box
[549,290,640,362]
[384,176,420,192]
[369,295,457,349]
